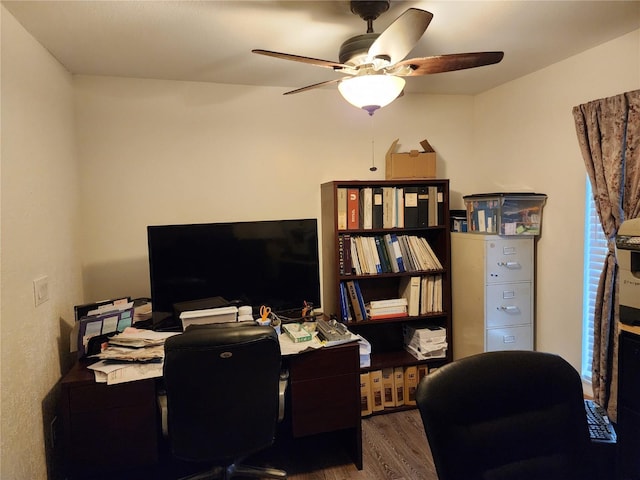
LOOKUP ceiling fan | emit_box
[253,0,504,115]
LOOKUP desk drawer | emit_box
[69,378,156,411]
[290,373,360,437]
[68,403,158,474]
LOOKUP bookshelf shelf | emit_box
[320,179,453,417]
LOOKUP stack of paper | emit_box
[359,336,372,368]
[403,324,447,360]
[88,328,179,385]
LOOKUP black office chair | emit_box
[163,322,287,480]
[416,350,594,480]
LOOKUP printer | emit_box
[616,218,640,325]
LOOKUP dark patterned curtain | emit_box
[572,89,640,420]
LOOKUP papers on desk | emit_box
[88,327,179,385]
[88,360,164,385]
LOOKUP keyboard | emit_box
[584,399,617,443]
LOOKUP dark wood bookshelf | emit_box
[320,180,453,416]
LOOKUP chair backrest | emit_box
[416,350,594,480]
[163,322,281,463]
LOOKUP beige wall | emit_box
[2,0,639,476]
[1,6,82,479]
[471,30,640,368]
[73,77,475,301]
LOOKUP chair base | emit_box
[180,463,287,480]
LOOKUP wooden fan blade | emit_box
[368,8,433,66]
[390,51,504,76]
[284,78,343,95]
[252,49,350,70]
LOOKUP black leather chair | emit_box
[163,322,287,480]
[415,350,594,480]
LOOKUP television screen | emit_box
[147,219,320,319]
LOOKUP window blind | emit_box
[582,179,608,381]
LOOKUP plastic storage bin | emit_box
[464,193,547,235]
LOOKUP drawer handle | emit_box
[498,305,520,313]
[497,261,521,269]
[503,335,516,343]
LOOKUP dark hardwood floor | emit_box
[266,409,438,480]
[75,409,436,480]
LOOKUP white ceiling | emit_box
[3,0,640,95]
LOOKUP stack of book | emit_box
[338,233,442,276]
[365,298,408,320]
[403,324,447,360]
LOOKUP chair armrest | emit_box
[157,390,168,438]
[279,369,289,422]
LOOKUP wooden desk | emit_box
[59,362,159,477]
[59,341,362,478]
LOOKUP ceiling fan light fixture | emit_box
[338,74,405,115]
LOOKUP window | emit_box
[582,179,608,381]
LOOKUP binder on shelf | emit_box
[382,187,396,228]
[398,235,418,272]
[437,188,445,225]
[389,233,405,272]
[383,233,400,273]
[417,186,429,227]
[346,280,365,321]
[360,372,373,416]
[368,237,383,274]
[347,188,359,229]
[337,187,348,230]
[428,186,438,226]
[382,367,396,408]
[404,187,419,228]
[399,276,421,317]
[353,280,368,320]
[395,187,405,228]
[360,187,373,230]
[394,366,405,407]
[339,282,351,322]
[372,187,384,229]
[350,238,363,275]
[343,234,353,274]
[404,365,418,406]
[338,235,346,275]
[417,364,429,383]
[370,370,384,412]
[374,236,392,273]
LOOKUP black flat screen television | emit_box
[147,219,321,320]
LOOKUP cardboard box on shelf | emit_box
[385,138,436,179]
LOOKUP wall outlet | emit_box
[33,275,50,307]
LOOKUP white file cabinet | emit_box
[451,233,534,359]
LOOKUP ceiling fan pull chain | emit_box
[370,114,377,172]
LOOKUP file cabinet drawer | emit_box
[485,238,533,284]
[486,325,532,351]
[485,283,532,328]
